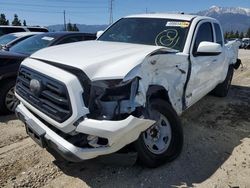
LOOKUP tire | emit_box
[134,99,183,168]
[0,79,19,114]
[212,65,234,97]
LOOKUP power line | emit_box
[63,10,66,31]
[0,2,107,9]
[0,8,62,14]
[0,7,105,15]
[109,0,114,24]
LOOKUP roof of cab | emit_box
[125,13,211,21]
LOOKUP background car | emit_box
[0,26,48,37]
[0,32,96,114]
[0,32,43,51]
[241,38,250,49]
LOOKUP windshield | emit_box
[9,34,56,55]
[98,18,190,51]
[0,34,17,45]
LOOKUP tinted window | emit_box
[0,27,26,36]
[84,35,96,40]
[9,35,56,55]
[7,35,33,47]
[193,22,213,53]
[99,18,190,51]
[0,34,17,45]
[28,27,48,32]
[57,36,83,44]
[214,23,223,46]
[57,35,96,45]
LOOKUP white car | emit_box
[0,32,43,50]
[15,14,240,167]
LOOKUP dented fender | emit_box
[124,49,189,115]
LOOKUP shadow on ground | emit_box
[0,114,16,123]
[52,85,250,188]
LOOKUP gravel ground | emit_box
[0,49,249,188]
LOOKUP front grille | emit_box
[16,66,72,123]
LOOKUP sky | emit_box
[0,0,249,26]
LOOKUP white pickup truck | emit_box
[15,14,241,167]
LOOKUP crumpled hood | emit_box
[31,40,175,81]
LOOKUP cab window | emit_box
[214,23,223,46]
[193,22,213,54]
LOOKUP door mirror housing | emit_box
[96,30,104,39]
[196,41,222,56]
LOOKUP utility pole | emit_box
[109,0,114,25]
[63,10,66,31]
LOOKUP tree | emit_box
[235,30,239,38]
[12,14,21,26]
[229,30,235,38]
[224,31,229,39]
[67,22,73,31]
[239,32,244,39]
[72,24,79,31]
[246,28,250,38]
[0,13,9,25]
[23,20,27,26]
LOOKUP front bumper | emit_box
[16,103,154,162]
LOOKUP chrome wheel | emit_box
[5,87,19,112]
[143,109,172,155]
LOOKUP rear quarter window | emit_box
[214,23,223,46]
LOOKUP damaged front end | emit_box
[87,77,143,120]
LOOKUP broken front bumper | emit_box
[16,103,154,162]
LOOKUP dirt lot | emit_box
[0,49,249,188]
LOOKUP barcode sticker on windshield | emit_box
[42,36,54,41]
[166,21,190,28]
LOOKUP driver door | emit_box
[185,21,221,107]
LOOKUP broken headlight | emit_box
[92,77,139,101]
[89,78,139,119]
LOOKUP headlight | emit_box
[92,77,139,101]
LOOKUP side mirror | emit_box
[96,30,104,39]
[196,41,222,56]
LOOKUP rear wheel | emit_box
[0,80,19,114]
[134,99,183,168]
[212,65,234,97]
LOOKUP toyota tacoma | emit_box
[15,14,240,167]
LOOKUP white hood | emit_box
[31,40,174,81]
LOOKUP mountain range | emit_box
[47,6,250,33]
[197,6,250,32]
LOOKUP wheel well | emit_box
[0,76,17,85]
[146,85,171,105]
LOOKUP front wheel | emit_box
[134,99,183,168]
[0,80,19,114]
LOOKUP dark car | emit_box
[242,38,250,49]
[0,32,96,114]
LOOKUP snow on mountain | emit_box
[197,6,250,32]
[198,6,250,16]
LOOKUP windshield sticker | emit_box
[41,36,54,41]
[166,21,190,28]
[155,29,180,48]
